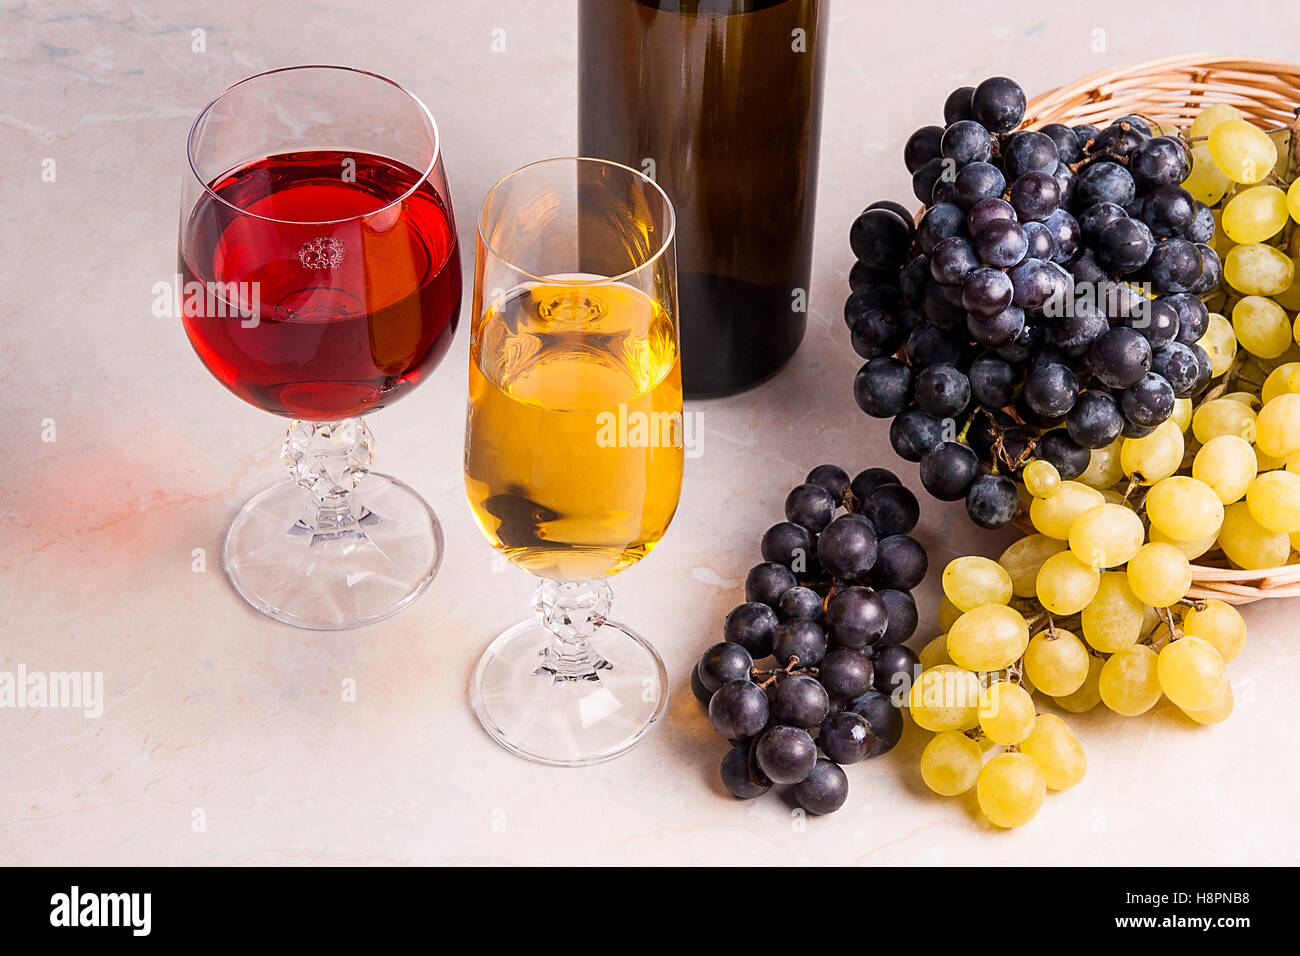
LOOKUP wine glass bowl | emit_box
[179,66,461,629]
[466,157,681,766]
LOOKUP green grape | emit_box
[1255,393,1300,458]
[1053,656,1104,713]
[947,605,1030,672]
[1157,635,1229,711]
[1099,645,1163,716]
[1226,246,1295,298]
[1208,118,1278,184]
[976,752,1046,828]
[977,680,1036,746]
[1019,713,1086,790]
[1068,502,1145,569]
[1029,480,1105,538]
[1171,397,1194,433]
[1181,599,1247,663]
[920,731,983,796]
[1276,262,1300,311]
[1035,550,1100,615]
[998,533,1067,598]
[908,664,981,731]
[942,555,1014,611]
[1245,469,1300,532]
[1144,476,1225,541]
[918,633,953,670]
[1120,420,1184,484]
[1183,142,1233,205]
[1222,185,1288,243]
[1126,542,1193,607]
[1288,175,1300,225]
[1081,571,1145,652]
[1149,524,1219,559]
[1219,500,1291,568]
[1190,103,1244,138]
[1023,459,1061,498]
[1192,397,1257,444]
[1079,439,1125,489]
[1022,627,1090,697]
[1230,291,1293,354]
[1192,434,1257,504]
[1182,682,1234,725]
[936,595,963,633]
[1262,361,1300,405]
[1196,313,1237,377]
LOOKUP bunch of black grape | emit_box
[692,464,923,816]
[846,76,1216,529]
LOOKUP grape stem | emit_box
[1024,608,1052,633]
[1066,119,1146,172]
[1148,606,1183,651]
[1178,596,1209,612]
[752,656,817,689]
[975,405,1036,474]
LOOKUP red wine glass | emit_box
[179,66,461,629]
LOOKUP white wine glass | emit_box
[465,157,681,766]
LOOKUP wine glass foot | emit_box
[470,618,669,766]
[222,473,442,630]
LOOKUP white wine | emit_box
[465,280,684,580]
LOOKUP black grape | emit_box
[771,674,831,729]
[824,586,888,648]
[708,679,770,739]
[755,726,818,785]
[744,562,797,608]
[919,441,980,501]
[965,473,1019,528]
[724,602,779,658]
[698,642,755,693]
[793,759,849,815]
[720,745,771,799]
[815,514,878,580]
[859,483,920,536]
[818,712,874,765]
[870,534,929,591]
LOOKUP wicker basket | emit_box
[1025,54,1300,604]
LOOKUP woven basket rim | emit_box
[1026,53,1300,133]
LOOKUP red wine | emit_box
[180,149,461,420]
[579,0,827,398]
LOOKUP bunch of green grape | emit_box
[910,461,1249,828]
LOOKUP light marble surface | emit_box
[2,0,1298,866]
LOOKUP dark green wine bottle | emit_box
[579,0,828,398]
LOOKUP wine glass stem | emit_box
[282,418,376,534]
[534,579,613,681]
